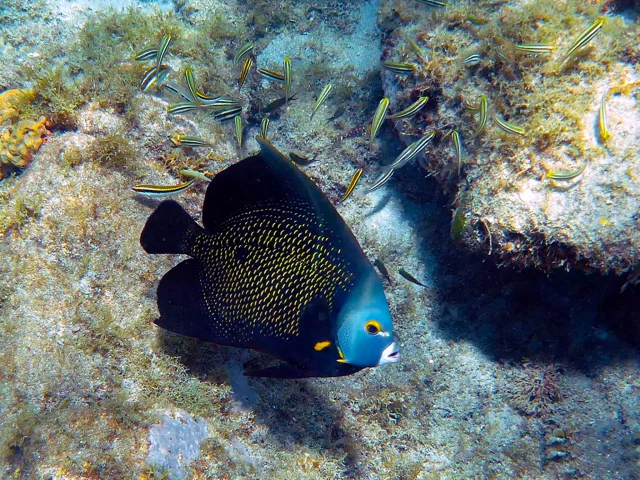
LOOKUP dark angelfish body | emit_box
[140,138,399,378]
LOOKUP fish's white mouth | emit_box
[378,342,400,366]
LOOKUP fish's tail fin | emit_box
[140,199,201,255]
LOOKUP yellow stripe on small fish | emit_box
[598,91,610,143]
[257,67,285,82]
[387,96,428,119]
[382,61,417,74]
[184,67,199,104]
[367,168,395,193]
[180,169,211,182]
[340,168,363,202]
[234,115,243,148]
[156,34,172,75]
[234,42,254,64]
[284,56,292,102]
[514,43,557,54]
[472,95,488,137]
[452,130,462,176]
[492,113,526,136]
[132,179,195,197]
[260,117,269,139]
[310,83,333,120]
[239,56,253,90]
[546,164,586,180]
[560,17,605,64]
[370,97,390,144]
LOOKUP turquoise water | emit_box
[0,0,639,478]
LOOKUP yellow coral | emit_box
[0,89,49,177]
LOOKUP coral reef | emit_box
[0,1,638,479]
[0,89,49,178]
[378,0,640,275]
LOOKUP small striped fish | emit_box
[451,130,462,177]
[598,91,610,143]
[156,34,172,75]
[560,17,605,64]
[239,56,253,90]
[368,169,395,193]
[234,42,253,64]
[132,179,195,197]
[416,0,448,7]
[462,53,483,66]
[341,168,363,201]
[388,132,435,169]
[260,117,269,139]
[514,43,557,54]
[472,95,489,137]
[212,106,242,121]
[141,65,171,91]
[167,102,200,115]
[310,83,333,120]
[163,82,196,102]
[492,114,526,136]
[284,57,292,102]
[184,67,200,104]
[387,96,429,119]
[234,115,243,148]
[382,61,417,74]
[135,48,157,61]
[180,169,211,182]
[463,99,481,113]
[257,67,286,82]
[407,38,429,64]
[170,134,213,148]
[467,14,490,25]
[370,97,390,144]
[547,164,586,180]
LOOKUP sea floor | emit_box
[0,0,638,479]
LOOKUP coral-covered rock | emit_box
[0,89,50,178]
[378,0,640,274]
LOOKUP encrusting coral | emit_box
[0,89,50,178]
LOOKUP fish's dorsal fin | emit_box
[201,138,367,270]
[201,137,315,232]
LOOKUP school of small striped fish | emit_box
[131,3,611,203]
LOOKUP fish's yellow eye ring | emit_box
[365,320,381,335]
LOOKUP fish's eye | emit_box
[365,320,381,335]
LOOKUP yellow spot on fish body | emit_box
[314,340,331,351]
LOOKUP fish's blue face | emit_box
[335,271,399,368]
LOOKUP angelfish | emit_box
[140,138,399,378]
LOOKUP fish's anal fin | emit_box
[243,362,364,379]
[243,363,318,379]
